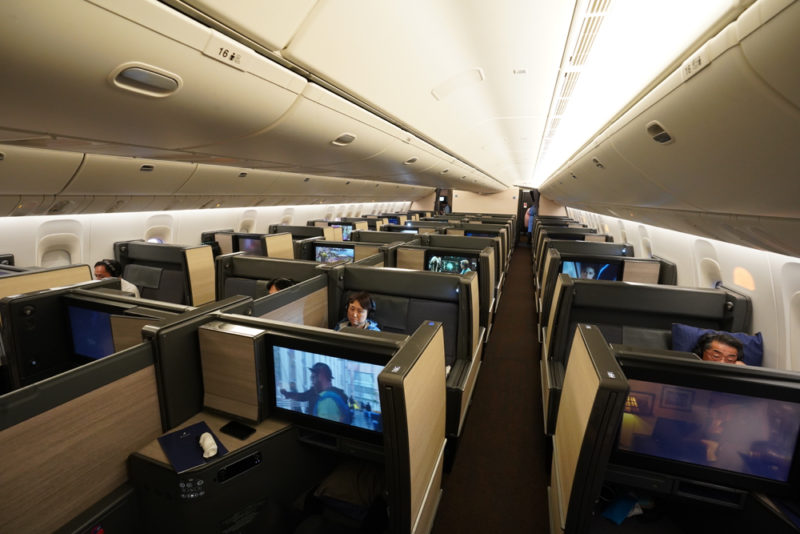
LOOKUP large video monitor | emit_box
[268,337,391,444]
[560,259,622,281]
[611,351,800,497]
[314,244,355,264]
[424,249,478,274]
[67,305,115,361]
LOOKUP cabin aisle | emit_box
[432,242,550,533]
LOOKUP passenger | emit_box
[580,265,596,279]
[94,259,140,298]
[267,277,294,294]
[524,204,537,237]
[335,291,380,331]
[280,362,351,423]
[693,332,746,365]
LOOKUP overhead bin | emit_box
[190,83,401,174]
[0,145,83,195]
[176,164,278,196]
[62,154,196,196]
[542,0,800,221]
[0,0,305,153]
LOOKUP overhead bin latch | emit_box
[109,62,182,98]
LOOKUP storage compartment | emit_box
[0,0,305,153]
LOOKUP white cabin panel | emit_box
[779,262,800,371]
[177,0,318,52]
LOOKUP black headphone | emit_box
[269,278,294,291]
[95,259,121,277]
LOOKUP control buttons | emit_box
[177,477,206,499]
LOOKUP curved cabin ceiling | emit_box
[2,0,800,261]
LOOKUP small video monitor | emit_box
[330,223,353,241]
[314,245,355,264]
[235,235,265,256]
[424,250,478,274]
[400,228,419,234]
[387,216,400,224]
[67,305,116,361]
[560,260,621,281]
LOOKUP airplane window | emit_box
[732,266,755,291]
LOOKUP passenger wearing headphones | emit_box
[267,277,294,294]
[94,259,140,298]
[335,291,380,331]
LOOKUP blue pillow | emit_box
[671,323,763,366]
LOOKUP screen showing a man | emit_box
[273,347,383,432]
[560,261,620,281]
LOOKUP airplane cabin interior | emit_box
[1,0,800,533]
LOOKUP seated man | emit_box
[335,291,380,331]
[693,332,746,365]
[94,259,140,298]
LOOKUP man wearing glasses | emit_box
[693,332,746,365]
